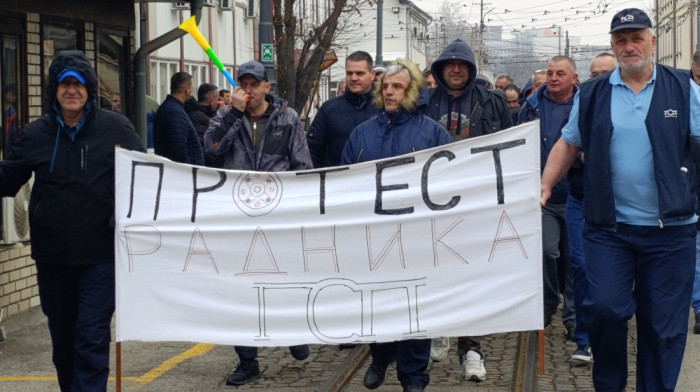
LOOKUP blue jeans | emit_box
[692,231,700,313]
[369,339,431,388]
[565,196,589,347]
[36,262,115,392]
[583,223,695,392]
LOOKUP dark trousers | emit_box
[235,345,258,360]
[542,202,572,318]
[369,339,431,388]
[583,223,695,392]
[36,262,115,392]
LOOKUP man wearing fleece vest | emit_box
[541,8,700,392]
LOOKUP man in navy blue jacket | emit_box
[342,59,450,392]
[153,72,205,165]
[307,51,378,168]
[518,55,579,338]
[542,8,700,391]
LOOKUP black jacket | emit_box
[306,88,378,168]
[154,95,205,165]
[426,39,512,139]
[0,50,145,265]
[185,97,217,166]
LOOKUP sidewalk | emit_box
[0,307,698,391]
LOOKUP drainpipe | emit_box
[133,0,204,146]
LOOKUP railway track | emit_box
[315,332,538,392]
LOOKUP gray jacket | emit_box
[204,94,312,171]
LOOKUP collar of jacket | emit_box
[344,87,375,109]
[376,107,415,125]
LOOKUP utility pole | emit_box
[259,0,276,92]
[564,30,569,57]
[376,0,383,66]
[672,0,677,67]
[474,0,492,72]
[558,26,561,55]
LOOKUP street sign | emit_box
[262,44,273,62]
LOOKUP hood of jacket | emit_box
[431,39,477,98]
[46,50,98,111]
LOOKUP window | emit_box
[42,22,82,112]
[213,66,235,90]
[149,60,179,103]
[0,17,25,159]
[97,30,129,116]
[185,63,209,91]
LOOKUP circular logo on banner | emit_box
[233,173,283,216]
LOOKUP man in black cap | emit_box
[0,50,144,391]
[541,8,700,391]
[203,60,312,386]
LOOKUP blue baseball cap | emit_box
[609,8,653,33]
[57,69,86,84]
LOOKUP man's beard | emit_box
[619,53,653,73]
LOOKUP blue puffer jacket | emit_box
[341,108,451,164]
[307,88,378,168]
[153,95,205,165]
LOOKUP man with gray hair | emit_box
[494,73,513,90]
[542,8,700,390]
[342,59,450,392]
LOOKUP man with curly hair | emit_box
[342,59,451,392]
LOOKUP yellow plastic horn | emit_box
[179,16,236,86]
[179,16,210,50]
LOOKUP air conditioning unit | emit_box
[0,179,31,245]
[203,0,216,6]
[247,0,257,18]
[220,0,233,10]
[173,2,189,10]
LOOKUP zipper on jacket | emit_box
[658,219,664,228]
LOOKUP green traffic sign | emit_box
[262,44,273,62]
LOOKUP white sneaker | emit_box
[462,349,486,382]
[430,337,450,361]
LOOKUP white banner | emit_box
[115,121,543,345]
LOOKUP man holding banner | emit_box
[541,8,700,391]
[203,60,312,386]
[342,59,451,392]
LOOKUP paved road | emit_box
[1,307,699,391]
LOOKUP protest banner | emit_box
[115,121,543,346]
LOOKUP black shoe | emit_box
[225,359,261,386]
[289,344,309,360]
[363,361,388,390]
[694,313,700,334]
[404,385,424,392]
[565,323,576,341]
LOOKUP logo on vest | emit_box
[664,109,678,118]
[620,15,634,23]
